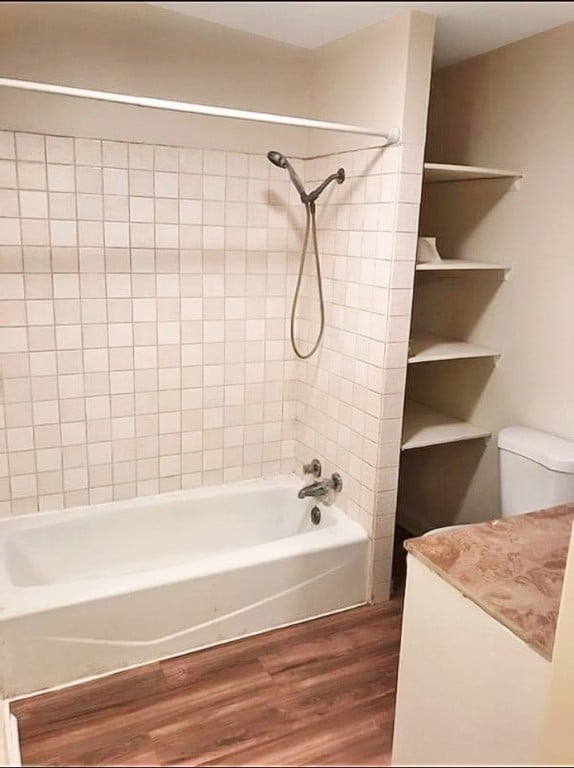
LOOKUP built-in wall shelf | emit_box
[423,162,522,184]
[401,401,491,451]
[408,332,499,364]
[416,259,509,273]
[397,155,514,527]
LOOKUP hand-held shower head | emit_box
[265,149,346,360]
[267,150,307,203]
[267,151,288,169]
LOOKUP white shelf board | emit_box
[424,162,522,183]
[416,259,509,272]
[402,401,491,450]
[408,332,499,364]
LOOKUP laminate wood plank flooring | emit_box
[12,598,403,767]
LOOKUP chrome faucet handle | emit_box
[303,458,321,478]
[329,473,343,493]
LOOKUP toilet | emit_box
[498,425,574,515]
[427,425,574,534]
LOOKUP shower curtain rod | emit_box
[0,77,400,143]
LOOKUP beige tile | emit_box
[0,131,15,160]
[129,169,154,196]
[104,221,129,248]
[21,219,50,246]
[155,223,178,248]
[0,218,21,246]
[129,143,154,170]
[130,196,154,222]
[154,145,178,172]
[19,190,48,218]
[76,166,102,193]
[103,168,128,195]
[104,195,129,221]
[0,159,17,188]
[50,220,77,247]
[18,161,46,190]
[180,173,202,199]
[78,220,104,247]
[47,164,75,192]
[16,133,45,162]
[46,136,74,164]
[155,198,177,223]
[0,189,19,218]
[154,171,177,198]
[102,140,128,168]
[77,193,103,220]
[75,139,101,166]
[179,148,202,174]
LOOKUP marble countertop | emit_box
[405,505,574,661]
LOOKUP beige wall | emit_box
[400,21,574,531]
[0,2,310,154]
[308,11,435,154]
[308,13,411,155]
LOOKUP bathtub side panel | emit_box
[2,539,368,697]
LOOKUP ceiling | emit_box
[148,1,574,68]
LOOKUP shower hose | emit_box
[291,201,324,359]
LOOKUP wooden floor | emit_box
[12,599,403,767]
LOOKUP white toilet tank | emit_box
[498,426,574,517]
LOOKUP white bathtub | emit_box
[0,475,368,697]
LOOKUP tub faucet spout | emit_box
[297,481,327,499]
[297,473,343,500]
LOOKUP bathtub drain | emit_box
[311,506,321,525]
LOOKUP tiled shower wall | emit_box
[0,130,305,515]
[296,145,421,599]
[0,129,423,602]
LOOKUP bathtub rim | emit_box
[0,474,368,622]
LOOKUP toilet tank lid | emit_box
[498,426,574,473]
